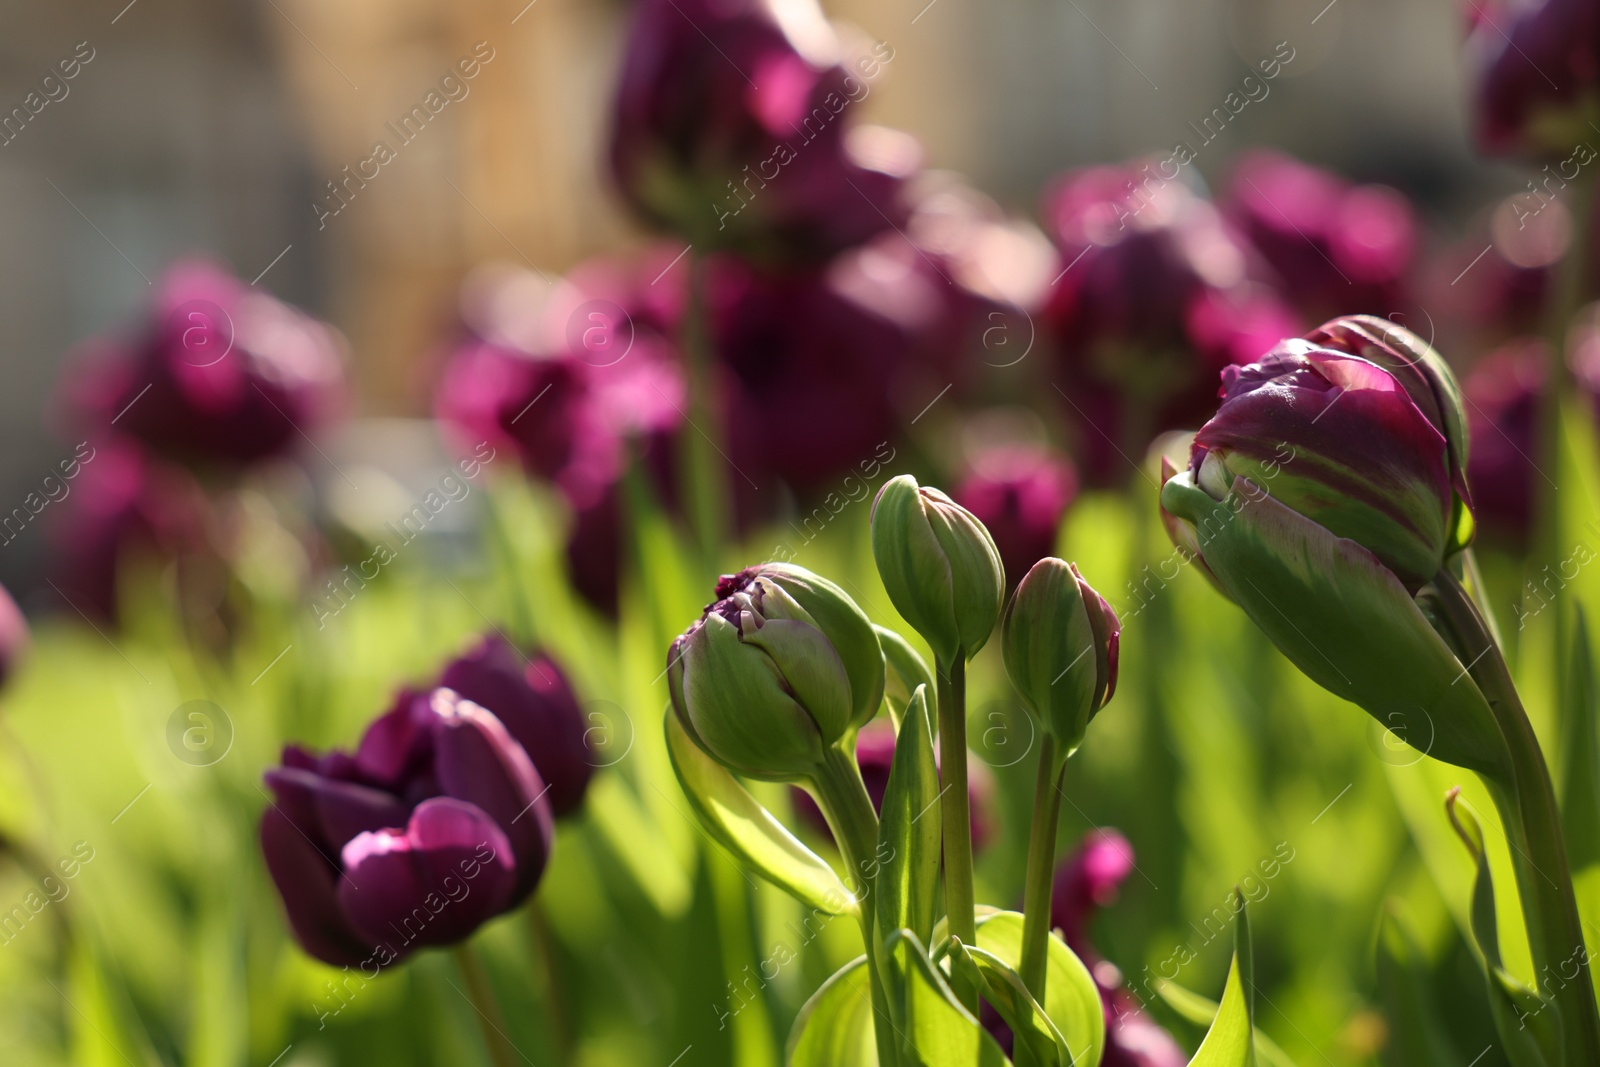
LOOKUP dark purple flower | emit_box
[789,721,995,851]
[261,688,554,967]
[1464,339,1546,545]
[1467,0,1600,158]
[438,635,593,818]
[1225,150,1416,322]
[954,445,1078,591]
[68,259,345,473]
[608,0,912,262]
[0,583,28,691]
[1040,161,1300,486]
[1052,831,1186,1067]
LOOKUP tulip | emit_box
[67,259,344,473]
[667,563,883,781]
[954,445,1078,592]
[261,688,554,967]
[0,583,28,691]
[871,474,1004,668]
[1158,318,1507,776]
[1002,558,1121,755]
[438,636,593,818]
[1051,831,1186,1067]
[1466,0,1600,158]
[608,0,911,262]
[1041,161,1300,485]
[1462,339,1546,545]
[1225,150,1415,322]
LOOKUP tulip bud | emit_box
[668,564,883,781]
[1001,559,1120,754]
[871,474,1005,666]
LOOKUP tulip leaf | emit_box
[1160,472,1507,779]
[665,709,858,916]
[1560,607,1600,873]
[787,956,879,1067]
[1184,889,1254,1067]
[946,938,1073,1067]
[973,911,1104,1067]
[1372,902,1463,1067]
[1446,792,1564,1067]
[882,929,1011,1066]
[875,685,941,946]
[1154,980,1298,1067]
[877,625,937,731]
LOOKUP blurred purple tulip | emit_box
[68,259,345,473]
[609,0,912,262]
[790,721,995,851]
[1466,0,1600,158]
[1225,150,1416,322]
[438,635,593,818]
[1053,830,1186,1067]
[261,688,554,967]
[1464,339,1546,545]
[954,444,1078,592]
[1040,161,1300,486]
[0,583,28,691]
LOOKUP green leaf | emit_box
[1372,902,1463,1067]
[947,939,1073,1067]
[882,929,1011,1066]
[1187,889,1255,1067]
[876,685,941,946]
[974,911,1104,1067]
[787,956,879,1067]
[1447,790,1563,1067]
[665,708,858,916]
[1155,979,1298,1067]
[877,624,936,731]
[1561,607,1600,872]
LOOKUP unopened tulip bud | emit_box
[1002,559,1120,754]
[871,474,1004,667]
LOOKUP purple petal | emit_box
[260,807,373,967]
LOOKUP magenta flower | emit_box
[1225,150,1416,322]
[954,444,1078,591]
[1040,161,1299,485]
[1466,0,1600,158]
[608,0,911,261]
[1464,339,1546,545]
[68,259,344,473]
[1053,830,1186,1067]
[261,688,554,967]
[0,583,28,692]
[438,636,594,818]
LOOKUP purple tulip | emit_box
[261,688,554,967]
[0,583,28,691]
[1052,830,1186,1067]
[608,0,911,262]
[68,259,345,473]
[1225,150,1415,322]
[438,636,593,818]
[1467,0,1600,158]
[1040,161,1300,486]
[953,445,1078,591]
[789,721,995,852]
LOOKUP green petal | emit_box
[873,475,961,665]
[684,614,825,780]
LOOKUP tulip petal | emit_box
[763,565,886,731]
[741,618,853,745]
[337,797,517,950]
[872,475,961,665]
[923,488,1005,658]
[260,807,374,967]
[1002,558,1096,751]
[1161,471,1507,777]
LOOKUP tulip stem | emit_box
[526,896,574,1063]
[812,746,900,1067]
[1432,569,1600,1064]
[1019,734,1062,1003]
[678,250,730,569]
[452,944,521,1067]
[936,655,980,1012]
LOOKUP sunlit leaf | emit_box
[1186,890,1254,1067]
[883,929,1011,1066]
[787,956,878,1067]
[974,911,1103,1067]
[876,685,940,946]
[947,938,1073,1067]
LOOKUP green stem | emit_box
[484,488,535,647]
[453,945,520,1067]
[936,656,979,1012]
[1019,735,1062,1001]
[526,896,573,1064]
[812,745,899,1067]
[1433,570,1600,1064]
[678,251,729,570]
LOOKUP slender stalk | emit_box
[678,251,729,569]
[526,896,574,1064]
[1019,735,1062,1001]
[453,944,521,1067]
[936,656,979,1012]
[812,746,899,1067]
[1432,570,1600,1063]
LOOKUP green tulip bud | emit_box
[870,474,1005,667]
[667,564,884,781]
[1001,558,1121,755]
